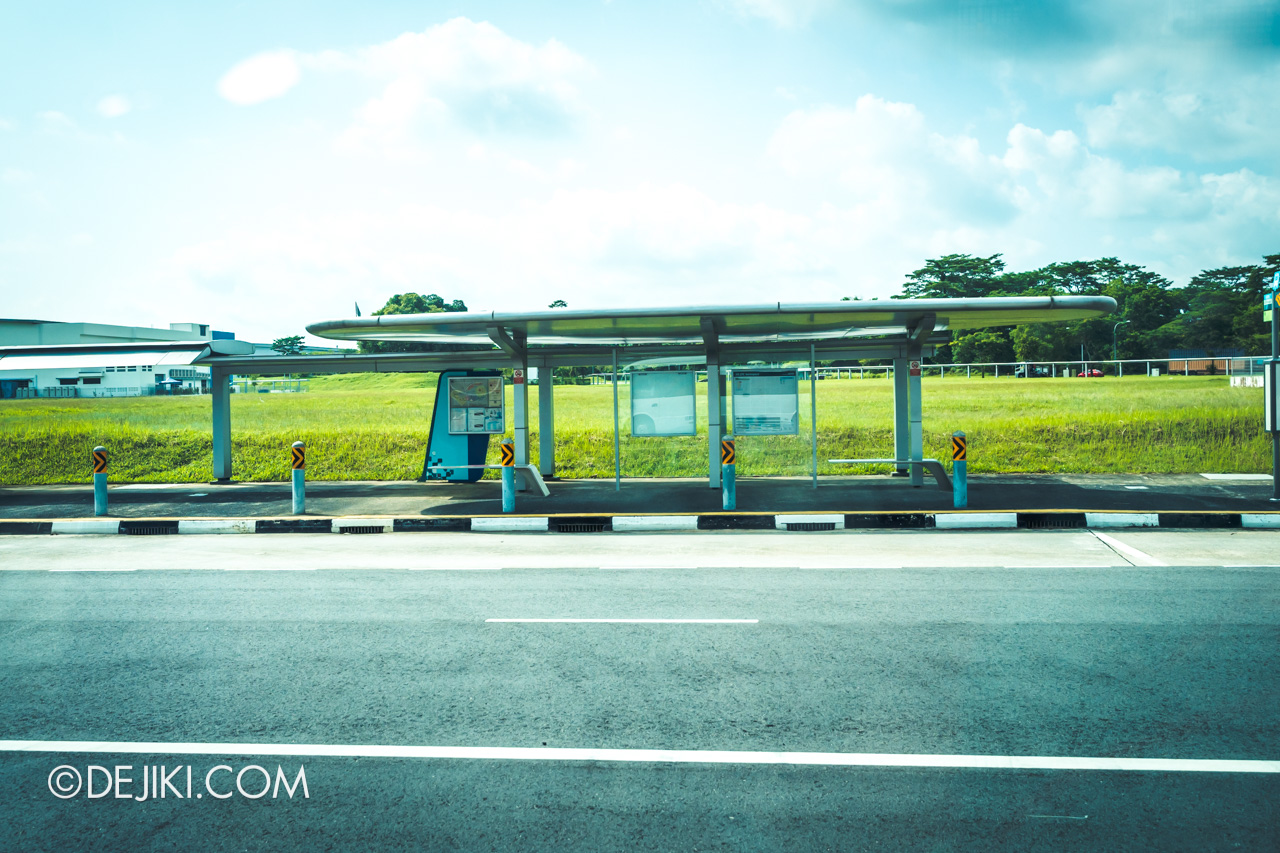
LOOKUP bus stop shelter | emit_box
[196,297,1115,488]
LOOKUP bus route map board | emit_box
[448,375,505,434]
[630,371,697,437]
[731,369,799,435]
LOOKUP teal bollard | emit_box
[291,441,306,515]
[721,437,736,511]
[500,439,515,513]
[92,446,108,516]
[952,432,967,509]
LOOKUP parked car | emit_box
[1014,365,1049,377]
[1077,368,1104,377]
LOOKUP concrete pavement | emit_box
[2,473,1277,521]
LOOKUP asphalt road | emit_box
[1,532,1277,851]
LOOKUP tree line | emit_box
[891,252,1279,364]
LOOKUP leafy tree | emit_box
[1009,323,1072,362]
[357,293,470,354]
[899,254,1007,299]
[271,335,304,356]
[952,330,1013,370]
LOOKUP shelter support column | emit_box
[512,346,530,491]
[908,352,924,486]
[538,366,555,478]
[892,358,909,476]
[211,367,232,482]
[489,326,531,491]
[702,318,722,489]
[706,354,722,489]
[905,314,934,488]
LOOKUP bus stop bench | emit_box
[827,458,952,491]
[423,464,551,497]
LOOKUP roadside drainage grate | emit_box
[337,526,386,534]
[785,522,838,532]
[1018,513,1086,529]
[554,522,608,533]
[121,526,178,536]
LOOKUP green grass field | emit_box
[0,373,1268,484]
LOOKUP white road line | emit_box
[223,567,316,571]
[1090,531,1166,566]
[1201,473,1271,480]
[408,567,501,571]
[48,568,137,572]
[485,618,758,624]
[599,567,694,571]
[0,741,1274,773]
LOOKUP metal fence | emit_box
[802,357,1268,380]
[13,385,207,399]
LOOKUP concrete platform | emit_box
[0,473,1276,521]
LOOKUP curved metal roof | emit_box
[308,296,1116,345]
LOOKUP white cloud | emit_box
[217,50,301,105]
[215,19,592,154]
[1080,81,1280,163]
[767,98,1016,224]
[96,94,131,118]
[718,0,831,28]
[765,97,1278,281]
[38,111,79,133]
[312,18,591,150]
[160,91,1279,343]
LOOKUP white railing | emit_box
[804,357,1265,380]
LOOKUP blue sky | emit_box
[2,1,1278,343]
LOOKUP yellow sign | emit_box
[91,449,108,474]
[291,446,306,470]
[951,435,967,461]
[500,442,515,466]
[720,438,735,466]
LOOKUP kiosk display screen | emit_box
[631,371,697,436]
[731,369,799,435]
[448,376,505,434]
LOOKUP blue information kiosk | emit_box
[420,370,505,483]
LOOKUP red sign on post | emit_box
[512,368,525,385]
[909,360,921,377]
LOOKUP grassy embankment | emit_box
[0,373,1267,484]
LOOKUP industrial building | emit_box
[0,319,230,398]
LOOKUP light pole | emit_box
[1112,320,1130,362]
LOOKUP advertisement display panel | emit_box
[631,370,697,436]
[447,376,505,434]
[732,369,799,435]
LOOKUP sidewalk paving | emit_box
[1,473,1275,520]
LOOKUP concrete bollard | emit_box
[721,437,736,511]
[291,441,306,515]
[952,431,967,509]
[92,446,108,516]
[500,439,515,513]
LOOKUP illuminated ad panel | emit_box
[731,369,799,435]
[630,370,697,437]
[447,376,505,434]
